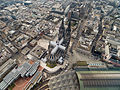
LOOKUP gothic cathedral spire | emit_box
[58,18,65,40]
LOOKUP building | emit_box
[103,37,120,66]
[6,43,18,53]
[0,59,16,81]
[47,18,71,64]
[27,45,46,60]
[29,39,37,47]
[21,47,30,55]
[58,19,65,41]
[0,47,12,66]
[0,61,39,90]
[14,33,31,49]
[48,70,120,90]
[76,70,120,90]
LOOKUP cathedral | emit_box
[47,18,71,64]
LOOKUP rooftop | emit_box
[76,71,120,90]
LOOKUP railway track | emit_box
[33,79,49,90]
[38,84,49,90]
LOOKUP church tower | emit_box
[64,19,71,48]
[58,18,65,40]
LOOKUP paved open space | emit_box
[37,39,49,50]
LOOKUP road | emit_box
[91,6,117,55]
[90,15,104,55]
[70,2,92,53]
